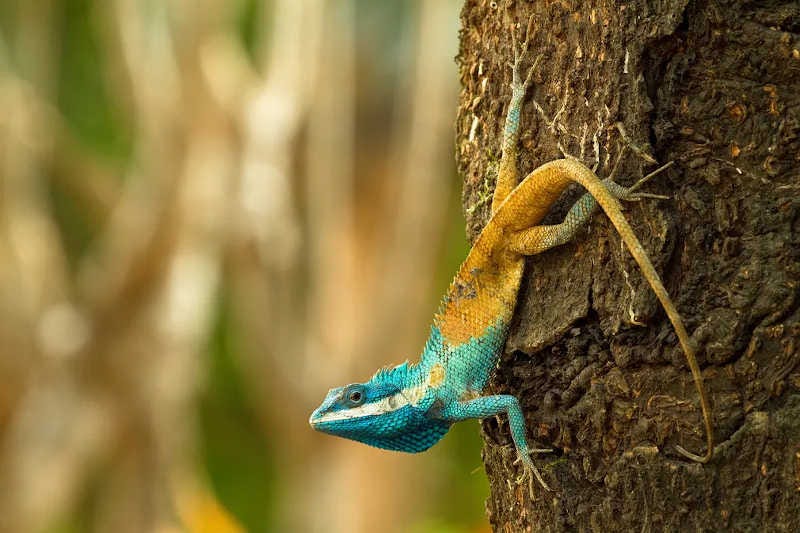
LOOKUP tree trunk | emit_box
[456,0,800,530]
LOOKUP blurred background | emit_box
[0,0,492,532]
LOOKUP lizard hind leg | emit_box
[506,166,671,257]
[507,191,600,256]
[492,15,539,214]
[500,160,713,464]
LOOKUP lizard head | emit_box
[308,362,450,453]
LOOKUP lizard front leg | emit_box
[436,396,551,491]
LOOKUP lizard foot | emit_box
[602,129,674,202]
[619,190,671,202]
[622,160,674,199]
[509,14,539,97]
[604,181,670,203]
[515,449,553,495]
[603,160,674,202]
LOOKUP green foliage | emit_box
[46,178,95,269]
[2,1,490,530]
[57,0,133,160]
[236,0,262,62]
[424,421,489,532]
[199,288,278,533]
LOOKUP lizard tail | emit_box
[504,158,714,463]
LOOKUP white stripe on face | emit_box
[312,382,427,424]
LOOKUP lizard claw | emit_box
[509,15,538,95]
[625,160,674,195]
[604,126,674,201]
[603,160,674,202]
[514,448,553,495]
[511,14,536,62]
[603,179,670,203]
[619,190,671,202]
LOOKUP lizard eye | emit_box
[343,385,366,406]
[348,390,363,404]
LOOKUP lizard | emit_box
[309,16,713,492]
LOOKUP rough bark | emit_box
[456,0,800,530]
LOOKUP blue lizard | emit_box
[309,18,713,492]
